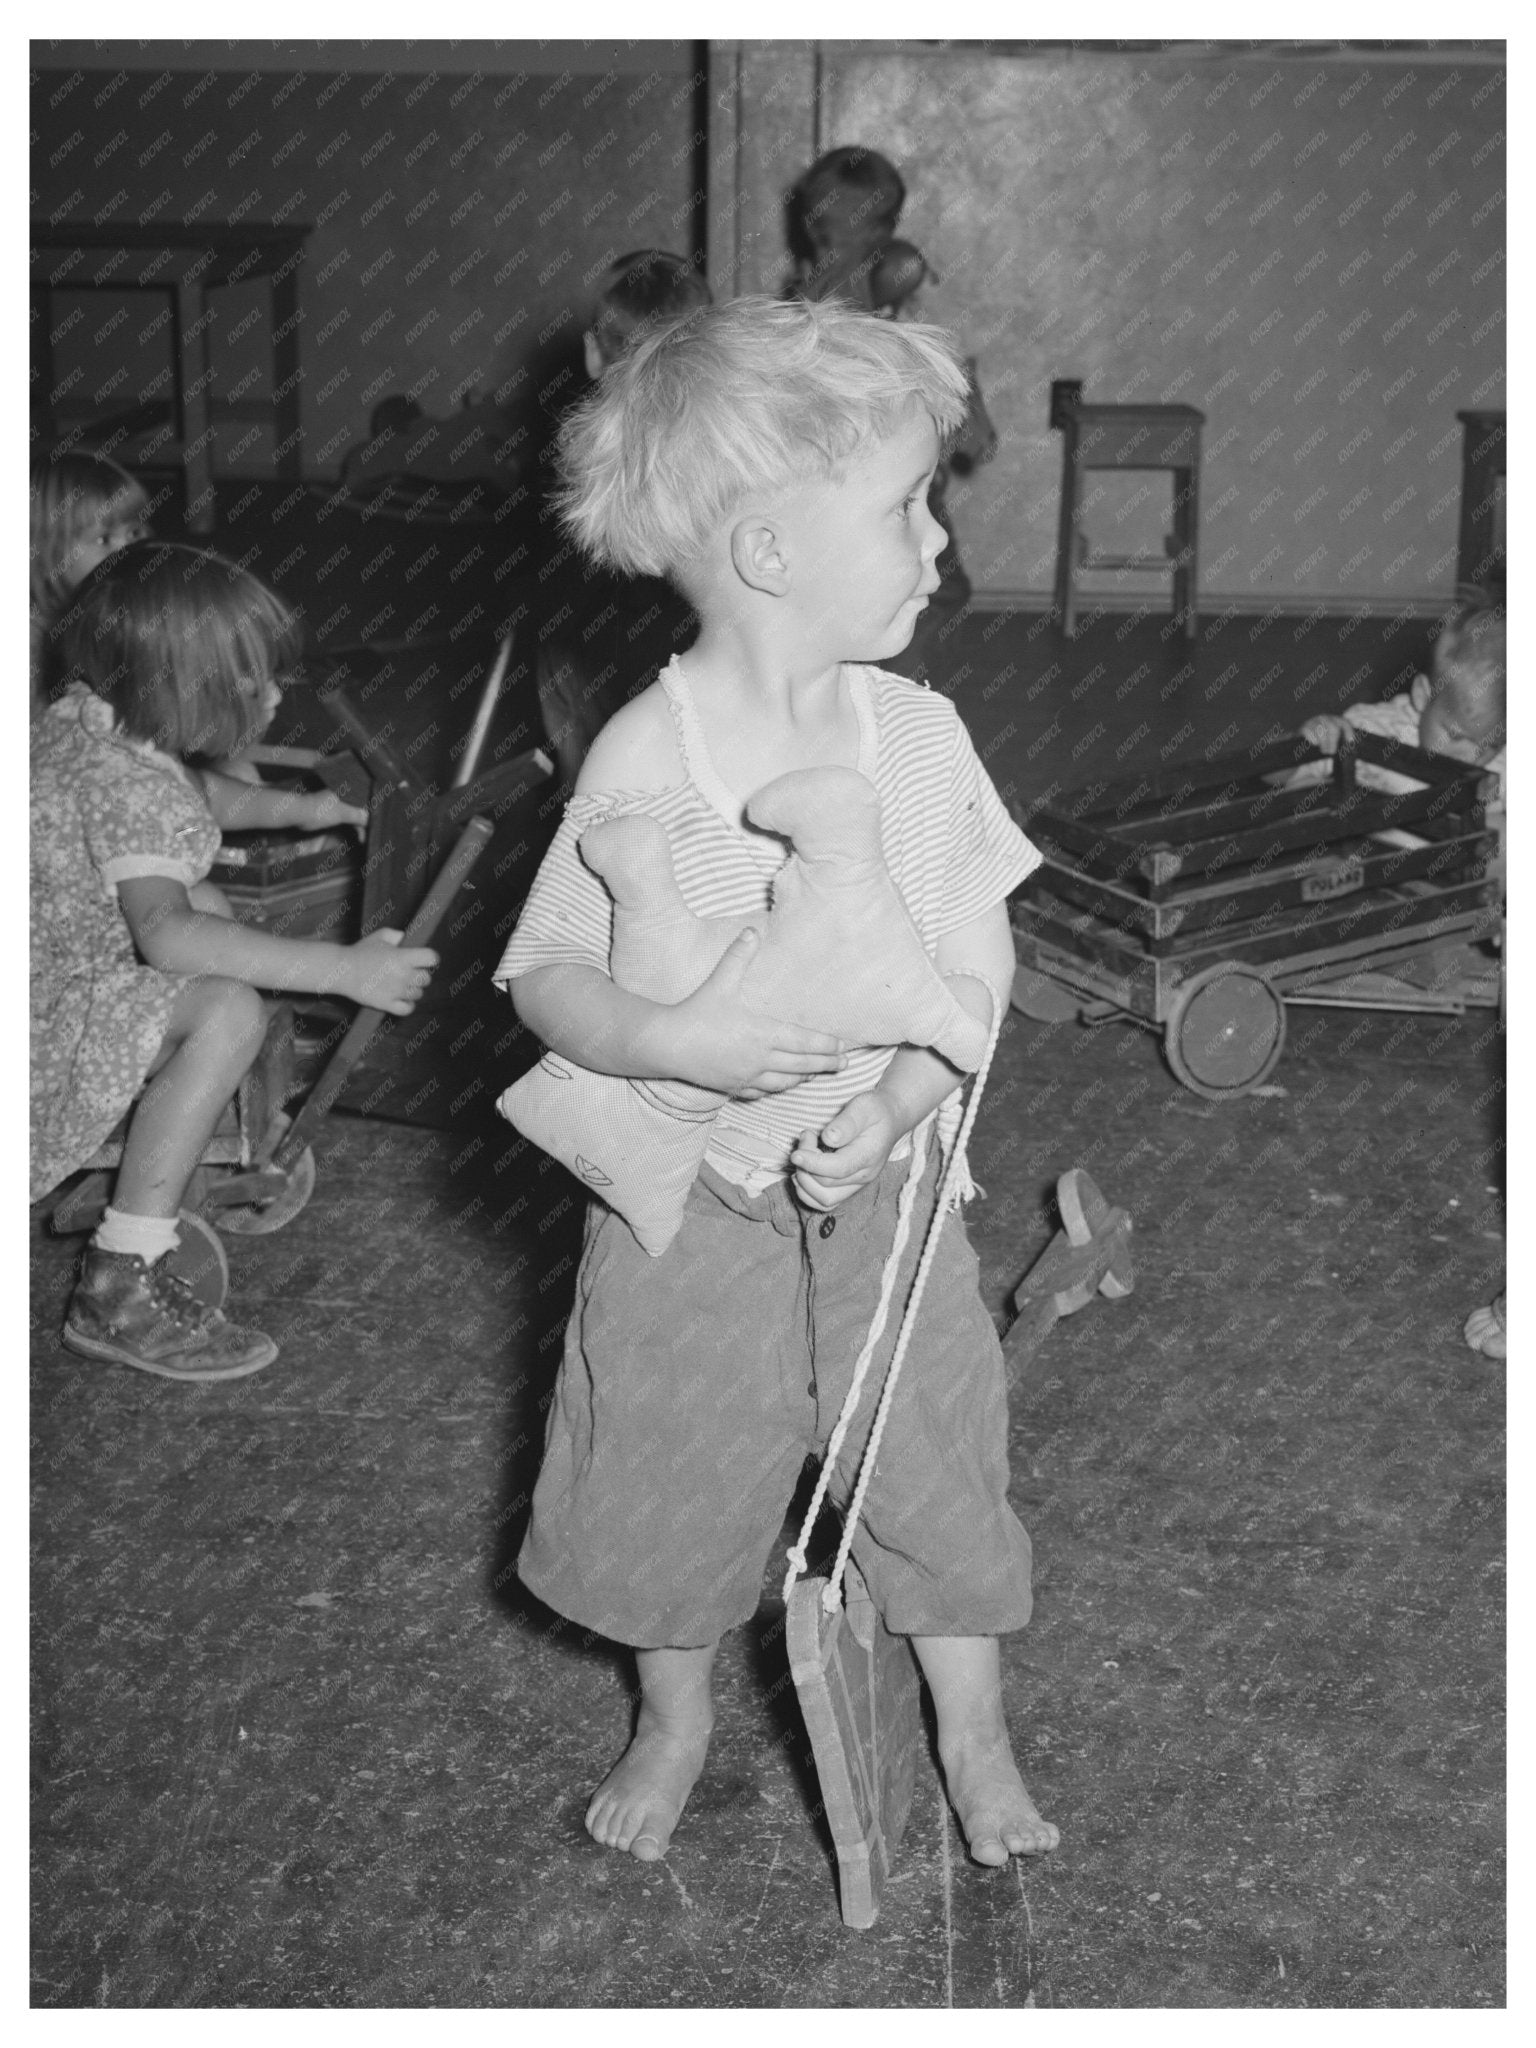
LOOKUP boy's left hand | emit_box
[305,789,370,838]
[792,1090,903,1210]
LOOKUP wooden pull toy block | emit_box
[1008,1167,1134,1363]
[787,1558,922,1930]
[785,1167,1132,1930]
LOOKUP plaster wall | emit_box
[817,46,1505,609]
[33,41,1504,610]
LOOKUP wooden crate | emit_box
[211,828,360,943]
[1014,731,1498,1027]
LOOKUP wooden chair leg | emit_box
[1056,437,1082,638]
[1180,462,1200,638]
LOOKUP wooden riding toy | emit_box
[1006,1168,1135,1365]
[50,817,495,1307]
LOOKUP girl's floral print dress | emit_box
[31,685,222,1200]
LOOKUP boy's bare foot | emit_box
[586,1643,718,1861]
[585,1706,712,1860]
[912,1633,1060,1866]
[937,1726,1060,1865]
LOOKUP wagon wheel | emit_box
[1162,963,1287,1101]
[215,1114,317,1236]
[167,1209,230,1309]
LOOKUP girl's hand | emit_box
[304,788,371,838]
[653,927,845,1099]
[339,929,438,1014]
[1301,713,1350,755]
[791,1090,903,1210]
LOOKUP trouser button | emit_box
[819,1214,836,1238]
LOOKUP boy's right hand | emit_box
[654,927,845,1100]
[1301,713,1351,754]
[341,929,439,1014]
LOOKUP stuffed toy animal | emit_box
[500,766,989,1253]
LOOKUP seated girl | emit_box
[32,542,439,1382]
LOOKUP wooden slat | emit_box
[1031,786,1487,893]
[1029,832,1494,944]
[1019,878,1496,998]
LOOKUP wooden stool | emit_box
[1455,409,1505,591]
[1053,401,1204,638]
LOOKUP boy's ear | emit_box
[730,517,791,596]
[1409,672,1434,714]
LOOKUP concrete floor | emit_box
[31,982,1503,2006]
[31,600,1505,2007]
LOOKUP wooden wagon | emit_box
[1010,731,1501,1099]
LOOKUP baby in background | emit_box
[1300,597,1505,881]
[1302,596,1505,802]
[1304,597,1507,1365]
[1303,597,1504,765]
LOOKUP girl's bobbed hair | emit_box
[30,448,151,615]
[57,541,302,760]
[554,294,971,579]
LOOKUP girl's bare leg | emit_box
[113,978,268,1217]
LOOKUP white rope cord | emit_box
[781,980,1005,1613]
[779,1118,932,1608]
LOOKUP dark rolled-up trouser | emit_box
[519,1151,1034,1650]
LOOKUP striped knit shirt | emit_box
[494,656,1040,1184]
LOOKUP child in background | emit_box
[498,296,1058,1869]
[1301,596,1506,878]
[785,145,907,309]
[581,247,713,379]
[1304,596,1506,1369]
[32,542,438,1382]
[537,252,712,785]
[786,149,997,685]
[1302,596,1505,774]
[30,448,151,717]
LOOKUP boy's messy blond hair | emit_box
[554,295,971,579]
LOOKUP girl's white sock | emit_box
[92,1207,181,1264]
